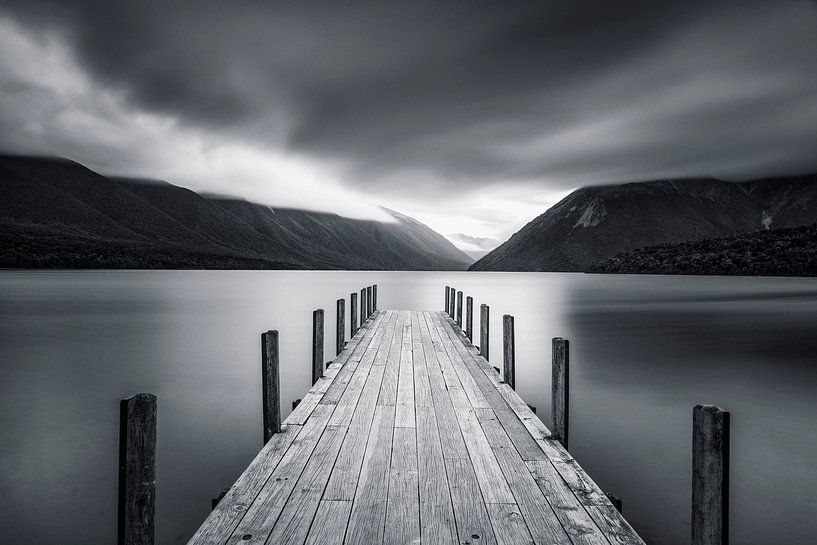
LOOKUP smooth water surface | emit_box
[1,271,816,544]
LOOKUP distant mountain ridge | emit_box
[469,174,817,272]
[0,155,472,269]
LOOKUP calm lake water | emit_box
[1,270,816,544]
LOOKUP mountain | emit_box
[469,174,817,272]
[0,155,472,270]
[589,224,817,276]
[448,233,501,261]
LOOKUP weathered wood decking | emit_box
[188,310,645,545]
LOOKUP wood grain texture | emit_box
[465,296,473,342]
[345,405,395,545]
[313,309,324,385]
[456,290,463,328]
[350,292,358,336]
[477,411,572,545]
[262,331,281,443]
[304,500,352,545]
[385,427,421,544]
[118,393,156,545]
[266,425,348,544]
[693,404,730,545]
[361,288,366,325]
[445,457,498,545]
[486,503,534,545]
[480,304,489,361]
[416,406,458,545]
[551,337,569,450]
[337,299,346,356]
[502,315,514,389]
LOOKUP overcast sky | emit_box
[1,1,816,246]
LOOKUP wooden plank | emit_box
[417,312,469,460]
[486,503,534,545]
[322,310,386,406]
[226,404,337,545]
[328,311,395,427]
[454,406,516,505]
[344,405,396,545]
[187,425,301,544]
[416,405,458,545]
[266,425,348,544]
[445,457,498,545]
[410,312,433,408]
[439,313,644,545]
[323,316,396,501]
[476,409,573,545]
[526,460,611,545]
[286,363,342,426]
[433,313,546,462]
[377,311,404,406]
[395,317,416,427]
[427,312,489,409]
[304,500,352,545]
[422,312,472,410]
[384,427,421,544]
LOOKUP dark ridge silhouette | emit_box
[470,174,817,272]
[0,155,472,270]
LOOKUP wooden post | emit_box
[552,337,569,449]
[312,309,324,385]
[693,404,730,545]
[449,287,456,317]
[605,493,623,514]
[211,488,229,511]
[445,286,450,314]
[118,393,156,545]
[503,314,515,389]
[367,286,373,317]
[336,299,345,356]
[465,296,473,341]
[480,304,489,361]
[456,291,463,328]
[373,284,378,311]
[350,292,358,336]
[261,331,281,443]
[360,288,366,324]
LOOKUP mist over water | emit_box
[1,271,816,544]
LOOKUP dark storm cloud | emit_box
[1,0,816,196]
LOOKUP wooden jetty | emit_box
[185,308,646,545]
[119,285,729,545]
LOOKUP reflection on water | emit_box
[1,271,816,544]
